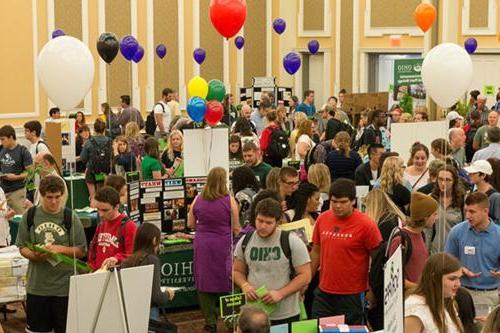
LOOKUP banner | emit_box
[384,245,404,333]
[393,58,426,110]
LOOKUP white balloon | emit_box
[421,43,473,108]
[37,36,95,110]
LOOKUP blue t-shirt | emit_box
[296,102,316,118]
[445,220,500,290]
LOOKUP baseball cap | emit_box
[464,160,493,175]
[446,111,464,122]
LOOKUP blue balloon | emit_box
[464,38,477,54]
[120,35,139,61]
[52,29,65,39]
[234,36,245,50]
[187,97,207,122]
[283,52,301,75]
[308,40,320,54]
[273,18,286,34]
[132,45,144,63]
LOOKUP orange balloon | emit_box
[414,3,436,32]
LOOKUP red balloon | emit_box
[205,101,224,126]
[209,0,247,39]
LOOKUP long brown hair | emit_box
[409,253,464,333]
[295,119,313,142]
[201,167,229,201]
[123,223,161,267]
[431,165,465,208]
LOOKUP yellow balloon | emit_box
[187,76,208,98]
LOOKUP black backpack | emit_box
[27,206,73,233]
[266,127,290,160]
[89,137,112,175]
[241,230,295,279]
[146,103,165,135]
[369,227,413,297]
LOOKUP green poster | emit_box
[483,85,495,96]
[393,58,426,104]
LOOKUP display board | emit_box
[183,128,229,177]
[44,119,76,173]
[384,245,404,333]
[140,180,163,231]
[390,121,448,163]
[239,76,293,108]
[127,178,140,224]
[163,178,187,232]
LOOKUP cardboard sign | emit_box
[219,293,246,320]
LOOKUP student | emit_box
[24,120,50,159]
[236,305,271,333]
[87,186,137,271]
[310,178,382,324]
[0,125,33,214]
[465,160,500,224]
[112,136,136,174]
[122,223,175,320]
[160,130,184,178]
[234,198,311,327]
[141,137,166,180]
[16,175,87,333]
[104,174,128,213]
[242,142,272,189]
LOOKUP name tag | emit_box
[464,246,476,256]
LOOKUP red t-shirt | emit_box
[312,209,382,294]
[87,213,138,271]
[388,227,428,283]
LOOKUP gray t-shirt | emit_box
[0,144,32,193]
[234,229,310,320]
[16,206,87,297]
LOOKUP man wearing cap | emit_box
[389,192,438,288]
[445,191,500,308]
[446,111,464,129]
[449,128,467,168]
[465,160,500,224]
[472,126,500,162]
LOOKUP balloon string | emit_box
[107,63,113,173]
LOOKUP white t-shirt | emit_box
[404,169,430,191]
[405,295,460,333]
[154,101,172,132]
[295,134,315,160]
[29,139,50,159]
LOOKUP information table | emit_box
[158,242,198,309]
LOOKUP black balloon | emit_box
[97,32,119,64]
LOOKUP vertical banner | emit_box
[163,178,187,232]
[140,180,163,231]
[127,178,140,224]
[384,245,404,333]
[393,59,426,111]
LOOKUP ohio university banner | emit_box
[393,58,426,108]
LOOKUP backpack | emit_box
[266,127,290,160]
[338,119,354,137]
[369,227,413,297]
[241,230,295,279]
[304,142,328,172]
[35,140,50,154]
[146,103,165,135]
[89,137,112,175]
[90,215,130,261]
[27,206,73,233]
[235,188,257,226]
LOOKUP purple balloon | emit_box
[283,52,301,75]
[156,44,167,59]
[120,35,139,61]
[273,18,286,34]
[193,48,206,65]
[464,38,477,54]
[132,45,144,63]
[234,36,245,50]
[52,29,65,39]
[308,40,320,54]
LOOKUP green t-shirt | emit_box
[473,125,490,149]
[15,207,87,297]
[251,162,272,188]
[141,155,163,180]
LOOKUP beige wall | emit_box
[1,0,499,126]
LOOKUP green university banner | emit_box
[393,58,426,104]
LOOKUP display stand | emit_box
[239,77,293,108]
[66,265,153,333]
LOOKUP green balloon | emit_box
[206,79,226,102]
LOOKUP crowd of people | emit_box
[0,86,499,333]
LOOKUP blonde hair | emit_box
[379,156,405,194]
[364,189,406,224]
[294,112,307,128]
[201,167,229,201]
[334,131,352,157]
[125,122,141,139]
[296,119,313,143]
[265,167,281,193]
[307,163,331,193]
[164,129,184,161]
[400,113,414,123]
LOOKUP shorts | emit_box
[26,293,69,333]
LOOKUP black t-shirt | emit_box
[389,183,411,214]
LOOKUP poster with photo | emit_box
[163,178,187,233]
[127,179,140,224]
[140,180,163,230]
[184,177,207,219]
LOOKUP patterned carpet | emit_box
[0,303,234,333]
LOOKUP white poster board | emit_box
[183,128,229,177]
[66,266,153,333]
[384,245,404,333]
[60,119,76,164]
[390,121,448,164]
